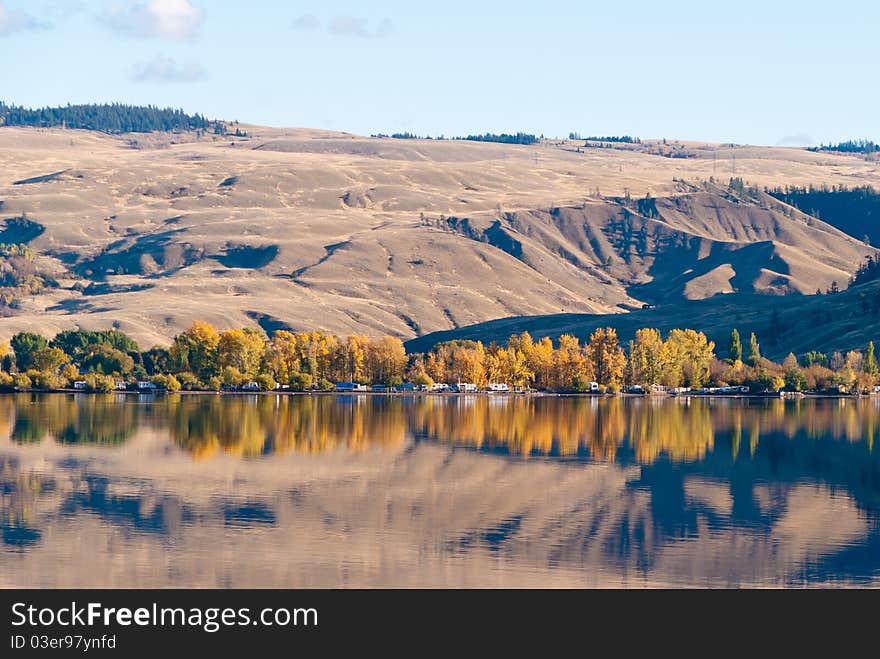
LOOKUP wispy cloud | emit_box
[0,2,47,36]
[133,54,206,82]
[294,14,393,39]
[327,16,371,38]
[102,0,203,40]
[291,14,319,31]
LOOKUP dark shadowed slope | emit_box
[405,279,880,360]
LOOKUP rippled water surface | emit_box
[1,393,879,587]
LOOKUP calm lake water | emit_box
[1,392,879,588]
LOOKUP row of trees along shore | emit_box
[0,323,876,395]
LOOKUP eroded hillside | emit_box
[0,126,877,345]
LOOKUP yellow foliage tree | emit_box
[587,328,626,392]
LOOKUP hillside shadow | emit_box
[213,244,279,269]
[0,216,45,244]
[627,240,792,305]
[74,229,205,280]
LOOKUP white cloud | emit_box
[0,2,45,36]
[102,0,203,40]
[133,54,206,82]
[291,14,319,31]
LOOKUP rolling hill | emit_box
[0,124,878,347]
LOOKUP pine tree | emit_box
[748,332,761,366]
[728,328,742,362]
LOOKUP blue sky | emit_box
[0,0,877,145]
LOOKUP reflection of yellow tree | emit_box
[6,393,880,464]
[0,395,15,440]
[168,395,408,459]
[411,397,627,460]
[628,399,714,464]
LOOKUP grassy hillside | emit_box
[405,279,880,359]
[0,126,878,346]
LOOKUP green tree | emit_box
[81,345,134,375]
[11,332,48,371]
[142,346,171,375]
[865,341,878,375]
[728,328,742,362]
[783,353,807,391]
[748,332,761,366]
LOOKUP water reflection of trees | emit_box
[7,394,136,446]
[167,395,408,459]
[0,394,879,462]
[409,397,880,463]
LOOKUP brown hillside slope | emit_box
[0,126,877,345]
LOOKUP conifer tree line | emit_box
[0,102,214,134]
[807,139,878,154]
[0,323,876,395]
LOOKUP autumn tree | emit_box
[171,321,220,379]
[661,329,715,388]
[293,331,338,383]
[587,327,626,392]
[335,335,370,383]
[262,331,301,385]
[525,335,555,390]
[366,336,407,385]
[31,346,70,374]
[218,327,265,378]
[626,328,663,386]
[553,334,592,391]
[431,340,487,385]
[486,341,534,388]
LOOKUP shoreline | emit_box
[3,389,874,400]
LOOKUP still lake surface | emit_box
[1,392,879,588]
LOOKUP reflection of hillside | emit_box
[0,435,876,587]
[0,456,57,548]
